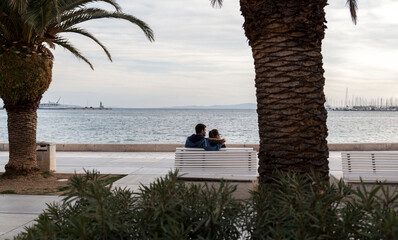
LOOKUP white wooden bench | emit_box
[341,152,398,183]
[174,147,258,181]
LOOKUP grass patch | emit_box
[57,186,70,192]
[1,190,16,194]
[41,171,53,178]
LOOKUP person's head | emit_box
[195,123,206,136]
[209,129,220,139]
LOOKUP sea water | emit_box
[0,109,397,144]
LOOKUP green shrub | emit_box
[16,170,139,240]
[245,172,398,240]
[40,171,53,178]
[15,170,398,240]
[342,182,398,239]
[15,170,243,240]
[135,172,243,239]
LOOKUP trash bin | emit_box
[36,142,56,172]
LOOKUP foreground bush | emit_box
[16,170,398,240]
[245,173,398,240]
[15,170,243,240]
[245,173,348,239]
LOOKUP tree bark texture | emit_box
[239,0,329,183]
[0,51,53,176]
[4,101,40,175]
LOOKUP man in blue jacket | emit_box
[185,123,223,151]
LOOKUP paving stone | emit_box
[0,213,37,236]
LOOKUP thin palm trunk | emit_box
[4,101,40,175]
[239,0,329,183]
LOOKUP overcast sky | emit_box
[3,0,398,108]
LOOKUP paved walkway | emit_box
[0,151,342,239]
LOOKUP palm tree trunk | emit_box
[0,52,52,177]
[239,0,329,183]
[4,101,40,175]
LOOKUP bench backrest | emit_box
[175,147,258,180]
[341,152,398,183]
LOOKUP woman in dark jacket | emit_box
[207,129,226,148]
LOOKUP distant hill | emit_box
[168,103,256,109]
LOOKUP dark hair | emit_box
[209,129,220,138]
[195,123,206,134]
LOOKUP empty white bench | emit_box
[341,152,398,183]
[175,147,258,180]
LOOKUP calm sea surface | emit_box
[0,109,397,144]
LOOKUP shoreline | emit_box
[1,143,398,152]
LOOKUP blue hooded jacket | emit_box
[185,134,222,151]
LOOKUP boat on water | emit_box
[39,98,69,109]
[39,98,111,110]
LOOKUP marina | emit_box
[326,90,398,111]
[327,106,398,111]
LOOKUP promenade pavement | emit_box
[0,151,343,239]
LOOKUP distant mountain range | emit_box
[167,103,256,109]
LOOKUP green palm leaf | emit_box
[62,26,112,61]
[0,22,11,41]
[7,0,30,14]
[1,0,153,69]
[59,8,154,42]
[54,36,94,69]
[59,0,121,12]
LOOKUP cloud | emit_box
[44,0,256,108]
[323,0,398,103]
[1,0,396,108]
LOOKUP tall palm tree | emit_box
[0,0,154,176]
[210,0,358,183]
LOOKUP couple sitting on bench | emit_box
[185,123,226,151]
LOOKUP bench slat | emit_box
[177,157,256,158]
[176,158,256,161]
[175,147,258,180]
[177,147,253,150]
[341,152,398,183]
[176,162,255,165]
[179,170,257,173]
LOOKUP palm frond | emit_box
[0,22,12,41]
[1,0,153,70]
[52,0,62,22]
[21,23,35,44]
[1,2,20,41]
[210,0,223,8]
[53,36,93,69]
[58,7,112,25]
[111,12,154,42]
[22,0,61,36]
[0,1,11,14]
[59,8,154,42]
[63,26,112,61]
[346,0,358,24]
[7,0,30,14]
[59,0,121,12]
